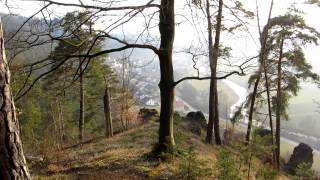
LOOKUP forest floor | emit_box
[30,116,292,180]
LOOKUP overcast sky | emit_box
[0,0,319,73]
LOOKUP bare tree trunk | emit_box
[120,94,125,131]
[0,22,31,180]
[205,0,223,145]
[263,65,273,138]
[246,72,261,142]
[52,101,59,147]
[49,99,64,148]
[206,79,214,144]
[275,38,284,170]
[125,93,129,129]
[205,0,214,144]
[263,62,275,164]
[104,84,113,138]
[58,99,65,143]
[79,60,84,141]
[121,59,127,130]
[246,0,274,143]
[213,88,221,145]
[157,0,175,152]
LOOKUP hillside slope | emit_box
[31,116,291,180]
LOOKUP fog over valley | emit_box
[1,0,320,179]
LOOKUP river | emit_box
[177,79,320,171]
[176,79,320,150]
[221,79,320,154]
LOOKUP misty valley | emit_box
[0,0,320,180]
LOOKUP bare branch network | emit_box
[4,0,257,100]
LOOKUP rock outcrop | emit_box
[184,111,207,136]
[138,108,159,122]
[286,143,313,175]
[186,111,207,128]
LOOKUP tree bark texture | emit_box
[104,84,113,138]
[0,22,31,180]
[246,71,261,143]
[263,61,276,164]
[206,0,223,145]
[275,38,284,170]
[157,0,176,151]
[246,0,274,144]
[79,60,84,141]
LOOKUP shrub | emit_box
[177,146,212,180]
[294,162,315,180]
[256,164,278,180]
[215,149,241,180]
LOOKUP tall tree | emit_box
[205,0,223,145]
[246,0,274,144]
[189,0,253,145]
[275,36,284,170]
[0,22,31,180]
[22,1,176,152]
[48,11,98,141]
[256,0,276,164]
[7,0,251,153]
[248,12,320,169]
[272,21,319,168]
[156,0,176,152]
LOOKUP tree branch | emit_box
[4,3,52,44]
[174,70,245,86]
[34,0,160,10]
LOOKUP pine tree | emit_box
[247,10,320,169]
[0,21,31,180]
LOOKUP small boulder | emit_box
[184,111,207,136]
[186,111,207,128]
[286,143,314,175]
[186,111,196,119]
[256,128,272,137]
[138,108,159,122]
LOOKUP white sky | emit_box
[0,0,319,73]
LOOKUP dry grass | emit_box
[31,120,216,179]
[31,118,292,180]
